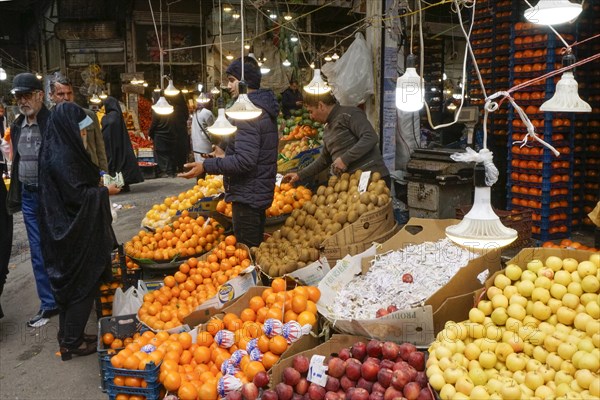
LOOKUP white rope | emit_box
[450,147,499,186]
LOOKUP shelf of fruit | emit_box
[278,108,323,140]
[141,175,225,229]
[426,252,600,400]
[125,211,226,263]
[254,171,390,277]
[277,137,322,166]
[104,278,320,400]
[216,184,313,222]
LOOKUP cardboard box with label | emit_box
[317,218,502,345]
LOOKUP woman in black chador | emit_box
[39,102,116,360]
[101,96,144,190]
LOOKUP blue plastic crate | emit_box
[106,381,162,400]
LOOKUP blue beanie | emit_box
[226,57,261,89]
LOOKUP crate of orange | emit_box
[137,235,257,333]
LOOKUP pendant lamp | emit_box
[99,90,108,100]
[208,99,237,136]
[0,67,7,81]
[164,79,180,96]
[540,53,591,112]
[304,68,331,95]
[90,93,102,104]
[396,54,424,112]
[211,86,221,95]
[152,96,174,115]
[148,0,173,115]
[446,163,518,249]
[524,0,582,25]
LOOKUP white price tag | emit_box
[275,174,284,187]
[307,355,328,387]
[358,171,371,193]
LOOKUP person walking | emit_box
[101,96,144,191]
[283,91,390,187]
[6,72,58,327]
[39,102,117,359]
[48,73,109,172]
[149,98,177,177]
[178,57,279,248]
[190,97,215,162]
[169,93,191,172]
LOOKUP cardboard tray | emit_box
[317,218,502,345]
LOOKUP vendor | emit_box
[283,91,390,187]
[281,80,303,119]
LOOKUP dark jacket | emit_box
[203,89,279,209]
[7,105,51,215]
[281,88,303,118]
[83,108,109,172]
[298,104,389,181]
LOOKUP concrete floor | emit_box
[0,176,597,399]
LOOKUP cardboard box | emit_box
[317,218,502,345]
[287,257,331,287]
[277,147,322,173]
[176,193,224,214]
[270,334,368,387]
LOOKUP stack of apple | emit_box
[426,253,600,400]
[248,340,432,400]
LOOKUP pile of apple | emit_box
[250,340,432,400]
[427,253,600,400]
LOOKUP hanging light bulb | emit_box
[309,62,315,69]
[395,54,424,112]
[524,0,582,25]
[153,85,161,93]
[90,93,102,104]
[197,83,203,92]
[223,3,232,12]
[226,52,234,60]
[304,68,331,94]
[181,87,189,94]
[152,96,174,115]
[244,42,251,50]
[446,163,517,249]
[36,72,43,80]
[226,81,263,120]
[447,102,457,111]
[540,53,591,112]
[211,86,221,95]
[196,92,210,104]
[99,90,108,99]
[324,55,332,62]
[282,59,291,67]
[208,107,237,135]
[269,12,277,19]
[142,81,148,87]
[290,35,298,43]
[284,13,293,21]
[164,79,180,96]
[0,67,6,81]
[260,65,271,74]
[331,53,340,60]
[232,10,240,19]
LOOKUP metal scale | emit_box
[405,107,480,219]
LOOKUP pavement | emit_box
[0,176,196,400]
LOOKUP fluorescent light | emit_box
[163,79,180,96]
[223,4,232,12]
[524,0,582,25]
[152,96,174,115]
[244,42,251,50]
[207,108,237,135]
[181,87,189,94]
[232,10,240,19]
[153,85,161,93]
[269,13,277,19]
[304,68,331,94]
[395,55,424,112]
[197,83,203,92]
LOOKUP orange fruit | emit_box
[244,361,266,381]
[271,277,286,293]
[198,382,218,400]
[261,351,280,370]
[178,332,193,350]
[110,339,124,349]
[163,370,182,392]
[123,355,141,370]
[269,335,288,355]
[115,395,129,400]
[193,346,211,364]
[266,307,283,321]
[291,295,308,314]
[297,311,317,327]
[240,308,256,322]
[249,296,265,312]
[306,286,321,302]
[102,333,115,346]
[113,375,126,386]
[257,335,270,354]
[178,382,199,400]
[125,376,143,387]
[283,310,298,323]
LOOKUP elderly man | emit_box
[6,73,58,327]
[48,74,109,172]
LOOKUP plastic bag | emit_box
[321,33,374,106]
[112,284,147,316]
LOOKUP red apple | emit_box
[377,368,393,388]
[254,371,270,389]
[372,382,386,394]
[391,369,411,391]
[403,382,420,400]
[283,367,302,386]
[324,392,340,400]
[369,392,384,400]
[242,383,259,400]
[365,357,381,365]
[325,376,340,392]
[414,372,427,388]
[387,305,398,313]
[308,383,326,400]
[293,355,310,375]
[338,348,351,361]
[380,360,395,370]
[340,376,357,391]
[357,378,373,392]
[402,274,413,283]
[376,309,388,318]
[328,357,346,378]
[361,361,380,382]
[346,359,362,381]
[392,361,409,372]
[351,342,367,361]
[226,391,242,400]
[276,383,294,400]
[292,395,303,400]
[262,389,278,400]
[366,340,383,358]
[345,388,356,400]
[407,352,425,372]
[381,342,399,361]
[351,388,370,400]
[383,386,404,400]
[397,343,417,362]
[416,388,433,400]
[296,378,309,395]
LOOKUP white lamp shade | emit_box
[303,69,331,95]
[211,86,221,95]
[196,93,210,104]
[164,80,180,96]
[539,71,592,112]
[99,91,108,99]
[152,96,174,115]
[226,94,263,120]
[446,187,518,249]
[282,59,291,67]
[260,66,271,75]
[0,67,6,81]
[207,108,237,135]
[90,93,102,104]
[524,0,582,25]
[395,68,425,112]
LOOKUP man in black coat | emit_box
[179,57,279,248]
[281,80,303,119]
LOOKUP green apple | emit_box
[506,352,527,372]
[478,299,493,315]
[578,351,600,371]
[509,294,528,308]
[491,294,509,309]
[557,342,577,360]
[576,337,595,352]
[547,298,563,314]
[550,283,568,300]
[533,345,549,364]
[580,292,598,306]
[539,365,555,383]
[562,292,580,310]
[538,267,554,280]
[486,286,503,300]
[491,307,508,326]
[464,342,481,361]
[556,306,577,325]
[574,313,593,332]
[494,273,511,290]
[588,375,600,398]
[546,352,564,371]
[469,307,486,323]
[470,385,490,400]
[577,260,598,278]
[521,269,538,282]
[532,287,551,304]
[555,370,574,386]
[525,370,545,391]
[563,258,579,272]
[544,334,563,353]
[479,350,497,369]
[507,303,526,320]
[512,370,526,384]
[527,259,544,274]
[500,379,523,400]
[586,300,600,319]
[545,255,563,271]
[517,279,535,297]
[455,376,475,396]
[503,285,519,299]
[439,383,456,400]
[560,359,576,376]
[494,342,514,362]
[554,270,573,287]
[535,384,554,399]
[581,275,600,293]
[589,253,600,268]
[505,264,522,281]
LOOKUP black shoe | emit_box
[27,308,59,328]
[57,331,97,344]
[60,341,97,361]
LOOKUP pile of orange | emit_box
[137,236,252,330]
[542,238,598,252]
[112,278,320,399]
[124,211,226,261]
[217,184,313,218]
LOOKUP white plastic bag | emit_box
[112,284,146,316]
[321,33,374,106]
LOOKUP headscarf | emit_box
[39,102,115,307]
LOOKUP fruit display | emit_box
[125,211,226,262]
[277,108,323,140]
[426,253,600,400]
[253,171,391,277]
[97,280,121,317]
[216,184,313,218]
[111,279,319,400]
[137,235,251,331]
[277,137,321,165]
[262,339,432,400]
[141,175,225,229]
[542,239,598,252]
